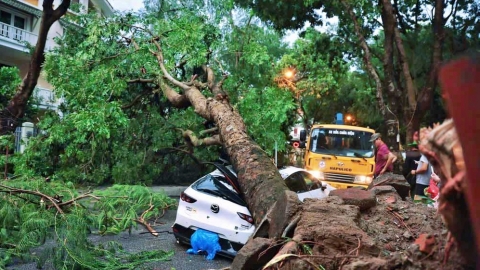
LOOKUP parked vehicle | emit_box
[172,163,335,258]
[300,124,376,189]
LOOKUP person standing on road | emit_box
[371,133,397,178]
[403,141,422,199]
[411,154,432,199]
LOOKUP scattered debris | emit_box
[414,234,436,254]
[239,190,471,270]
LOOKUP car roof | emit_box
[310,124,375,133]
[278,166,308,179]
[210,165,236,178]
[209,165,306,180]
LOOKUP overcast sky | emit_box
[109,0,144,11]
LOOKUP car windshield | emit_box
[310,128,374,158]
[284,172,309,193]
[192,174,247,206]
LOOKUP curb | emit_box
[150,186,187,197]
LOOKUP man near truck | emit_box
[370,133,397,178]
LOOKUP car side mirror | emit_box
[321,183,327,191]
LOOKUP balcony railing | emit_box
[0,21,38,45]
[34,87,55,103]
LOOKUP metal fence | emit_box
[14,122,38,153]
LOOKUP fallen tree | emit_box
[2,4,298,267]
[227,55,480,269]
[43,9,477,270]
[3,2,478,269]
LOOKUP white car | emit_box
[172,163,335,258]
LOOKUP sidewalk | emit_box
[150,185,187,197]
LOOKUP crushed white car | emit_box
[172,163,335,258]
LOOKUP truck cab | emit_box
[301,124,375,189]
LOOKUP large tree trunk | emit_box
[380,0,403,150]
[405,0,445,143]
[343,0,445,147]
[341,0,386,119]
[344,0,403,149]
[0,0,71,134]
[153,26,477,269]
[212,99,290,224]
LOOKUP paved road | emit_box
[7,200,232,270]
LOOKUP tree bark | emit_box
[409,0,445,140]
[341,0,386,119]
[394,27,416,111]
[380,0,397,103]
[379,0,403,150]
[0,0,71,134]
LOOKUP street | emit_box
[7,209,232,270]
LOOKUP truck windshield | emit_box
[309,128,374,158]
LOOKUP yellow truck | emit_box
[300,124,376,189]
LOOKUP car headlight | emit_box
[354,175,373,184]
[308,170,324,180]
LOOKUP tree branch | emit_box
[159,79,191,108]
[418,0,445,113]
[393,0,410,33]
[0,184,64,214]
[444,0,458,23]
[149,37,212,120]
[199,127,218,135]
[57,192,100,207]
[52,0,71,19]
[121,89,152,109]
[182,130,222,147]
[135,204,159,236]
[380,0,398,100]
[205,65,215,90]
[215,74,229,91]
[341,0,386,117]
[154,147,204,167]
[150,39,190,91]
[394,28,416,109]
[127,78,156,84]
[391,9,417,110]
[87,42,140,66]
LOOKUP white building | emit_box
[0,0,114,113]
[0,0,114,152]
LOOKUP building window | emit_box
[0,10,27,41]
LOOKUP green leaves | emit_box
[92,185,176,234]
[0,67,21,110]
[238,86,295,153]
[0,179,175,269]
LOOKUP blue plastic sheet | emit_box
[186,228,221,260]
